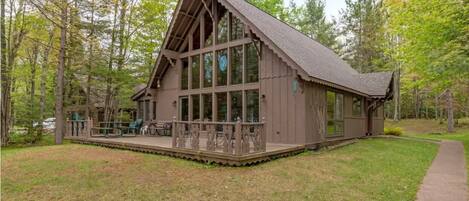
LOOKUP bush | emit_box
[384,127,403,136]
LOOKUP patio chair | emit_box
[118,119,143,136]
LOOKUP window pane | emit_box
[204,12,213,47]
[203,53,213,88]
[217,93,227,122]
[217,7,228,44]
[230,46,243,85]
[326,91,335,121]
[335,93,344,120]
[180,97,189,121]
[181,58,188,90]
[230,15,244,41]
[327,120,335,135]
[246,90,259,122]
[216,49,227,86]
[192,95,200,121]
[335,121,344,134]
[326,91,344,136]
[152,101,156,120]
[203,94,212,121]
[352,97,362,116]
[138,101,143,119]
[191,55,200,89]
[145,101,149,121]
[245,43,259,83]
[230,91,242,121]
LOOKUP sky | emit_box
[285,0,347,20]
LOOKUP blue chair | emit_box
[119,119,143,136]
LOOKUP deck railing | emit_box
[65,118,93,137]
[171,118,266,155]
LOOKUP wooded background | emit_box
[1,0,468,146]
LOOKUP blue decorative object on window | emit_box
[218,54,227,72]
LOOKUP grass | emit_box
[1,138,437,201]
[386,118,469,182]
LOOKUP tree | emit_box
[340,0,386,73]
[55,0,67,144]
[1,0,27,146]
[248,0,289,21]
[296,0,340,52]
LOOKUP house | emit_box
[65,74,135,126]
[131,0,394,146]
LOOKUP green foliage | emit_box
[384,127,403,136]
[340,0,387,72]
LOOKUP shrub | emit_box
[384,127,403,136]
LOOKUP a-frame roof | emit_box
[145,0,393,98]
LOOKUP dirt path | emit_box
[416,140,468,201]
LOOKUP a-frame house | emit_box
[132,0,394,146]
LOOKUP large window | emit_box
[230,15,244,41]
[152,101,156,120]
[191,55,200,89]
[246,90,259,122]
[137,101,143,120]
[230,46,243,85]
[181,58,188,90]
[193,26,200,50]
[216,93,227,122]
[327,91,344,136]
[180,97,189,121]
[144,100,150,121]
[230,91,242,121]
[245,43,259,83]
[352,96,363,117]
[217,7,228,44]
[216,49,228,86]
[192,95,200,120]
[204,12,213,47]
[203,52,213,88]
[202,94,212,121]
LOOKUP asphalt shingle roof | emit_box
[222,0,392,97]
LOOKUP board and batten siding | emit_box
[260,45,306,144]
[154,62,179,121]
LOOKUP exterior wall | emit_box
[372,105,385,135]
[303,82,383,144]
[260,45,306,144]
[154,64,179,121]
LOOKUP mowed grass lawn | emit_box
[1,138,437,201]
[387,119,469,181]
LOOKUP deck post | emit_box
[171,116,177,148]
[65,119,70,137]
[235,118,242,156]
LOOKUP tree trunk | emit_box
[1,0,26,146]
[40,30,54,122]
[85,0,96,119]
[447,90,454,133]
[28,44,39,131]
[55,2,68,144]
[0,0,8,146]
[104,0,119,123]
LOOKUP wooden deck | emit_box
[66,136,306,166]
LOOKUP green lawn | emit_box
[386,119,469,181]
[1,138,437,201]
